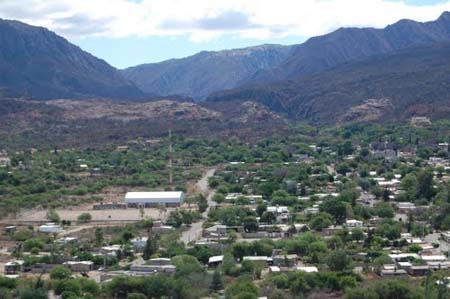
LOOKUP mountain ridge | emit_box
[121,12,450,100]
[121,44,294,100]
[245,11,450,84]
[206,42,450,124]
[0,18,144,100]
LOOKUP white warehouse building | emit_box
[124,191,184,207]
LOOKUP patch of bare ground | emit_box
[339,98,393,123]
[46,99,220,122]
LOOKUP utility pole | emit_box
[169,129,173,186]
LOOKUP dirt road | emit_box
[180,168,216,244]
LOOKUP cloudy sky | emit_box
[1,0,449,68]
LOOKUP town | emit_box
[0,121,449,298]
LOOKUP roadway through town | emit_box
[180,168,216,244]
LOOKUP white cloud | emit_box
[0,0,449,41]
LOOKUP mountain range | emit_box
[0,12,449,129]
[207,42,450,124]
[122,11,450,100]
[0,19,143,100]
[121,45,293,100]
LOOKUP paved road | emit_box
[180,168,216,244]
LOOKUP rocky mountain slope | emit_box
[0,19,143,100]
[207,42,450,124]
[122,12,450,101]
[121,45,293,100]
[246,11,450,84]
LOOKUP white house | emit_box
[124,191,184,207]
[38,223,62,234]
[297,266,318,273]
[345,219,363,228]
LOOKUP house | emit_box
[269,266,281,273]
[420,255,448,263]
[124,191,184,207]
[0,156,11,167]
[267,206,289,215]
[130,264,176,274]
[147,258,171,266]
[345,219,363,228]
[4,226,17,233]
[4,260,24,275]
[396,202,417,213]
[101,245,122,256]
[388,253,420,262]
[131,237,148,250]
[441,231,450,243]
[63,261,94,272]
[438,143,449,151]
[380,264,407,276]
[273,255,298,267]
[243,256,273,266]
[208,255,224,267]
[304,207,319,215]
[38,223,62,234]
[267,206,290,223]
[56,237,78,245]
[296,266,318,273]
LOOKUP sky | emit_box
[0,0,449,68]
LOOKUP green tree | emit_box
[375,203,394,218]
[309,213,333,231]
[416,168,435,200]
[143,235,158,260]
[326,250,353,272]
[210,268,224,291]
[18,288,48,299]
[95,228,104,246]
[171,255,204,277]
[77,213,92,223]
[0,288,12,299]
[320,199,348,224]
[243,216,259,233]
[197,194,208,213]
[225,278,258,299]
[46,209,60,223]
[221,252,238,276]
[50,266,72,280]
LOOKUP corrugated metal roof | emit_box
[125,192,184,199]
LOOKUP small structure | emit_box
[243,256,273,266]
[131,237,148,251]
[38,223,62,234]
[130,264,176,274]
[63,261,94,272]
[296,266,318,273]
[148,258,171,266]
[56,237,78,244]
[124,192,184,207]
[273,254,298,267]
[208,255,224,267]
[4,260,24,275]
[101,245,122,256]
[345,219,363,228]
[4,226,17,234]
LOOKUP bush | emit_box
[77,213,92,223]
[50,266,72,280]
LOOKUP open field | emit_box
[10,205,172,223]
